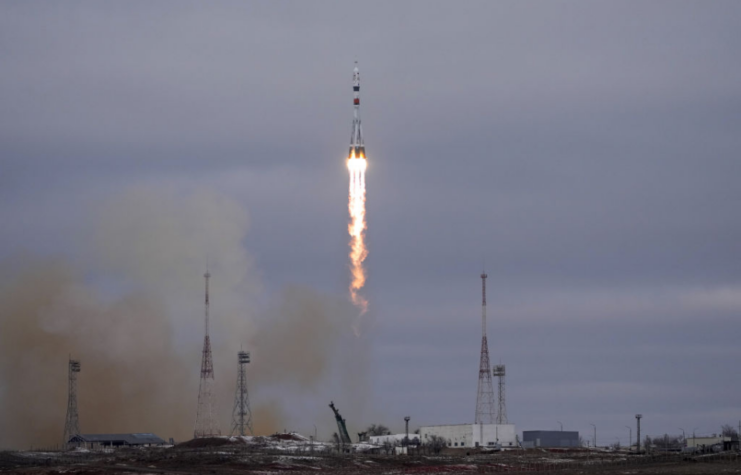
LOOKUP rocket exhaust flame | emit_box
[347,154,368,315]
[346,62,368,323]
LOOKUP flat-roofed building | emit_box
[420,424,517,449]
[686,436,737,451]
[68,433,166,447]
[368,434,420,445]
[522,430,579,448]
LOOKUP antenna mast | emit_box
[475,271,496,424]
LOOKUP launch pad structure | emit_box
[329,401,352,448]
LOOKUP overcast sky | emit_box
[2,1,740,446]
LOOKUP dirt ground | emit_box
[1,446,739,474]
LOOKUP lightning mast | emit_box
[493,364,507,424]
[62,358,81,448]
[230,350,253,436]
[194,271,220,438]
[475,272,496,424]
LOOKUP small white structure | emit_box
[686,436,730,449]
[420,424,517,449]
[368,433,420,445]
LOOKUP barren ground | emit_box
[1,446,739,474]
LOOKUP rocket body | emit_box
[349,62,365,159]
[346,61,368,319]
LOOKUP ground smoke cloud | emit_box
[0,184,371,449]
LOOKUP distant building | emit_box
[368,434,420,445]
[686,436,737,452]
[68,433,166,447]
[420,424,517,449]
[522,430,579,448]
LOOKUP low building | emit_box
[522,430,579,448]
[68,433,166,447]
[368,434,420,445]
[420,424,517,449]
[686,436,737,452]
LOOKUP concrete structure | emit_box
[420,424,517,448]
[522,430,579,448]
[68,433,166,447]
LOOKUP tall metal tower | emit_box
[194,271,220,438]
[230,350,253,436]
[475,272,496,424]
[493,364,507,424]
[62,358,81,448]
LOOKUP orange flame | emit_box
[347,153,368,316]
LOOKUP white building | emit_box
[686,436,732,449]
[420,424,517,449]
[368,433,420,445]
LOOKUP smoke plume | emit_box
[0,257,193,449]
[0,183,371,449]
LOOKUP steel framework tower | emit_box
[62,358,81,448]
[493,364,507,424]
[475,272,496,424]
[230,350,253,436]
[194,271,220,438]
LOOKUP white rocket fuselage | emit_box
[349,62,365,159]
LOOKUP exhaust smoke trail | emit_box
[347,153,368,314]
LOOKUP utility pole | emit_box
[636,414,642,453]
[557,421,563,432]
[62,358,81,449]
[404,416,411,454]
[625,426,632,451]
[590,423,597,448]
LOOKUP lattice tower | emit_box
[475,272,496,424]
[194,271,220,438]
[62,358,81,448]
[230,350,253,436]
[493,364,507,424]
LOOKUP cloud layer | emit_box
[1,1,740,447]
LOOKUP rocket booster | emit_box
[348,62,365,159]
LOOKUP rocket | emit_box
[348,62,365,159]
